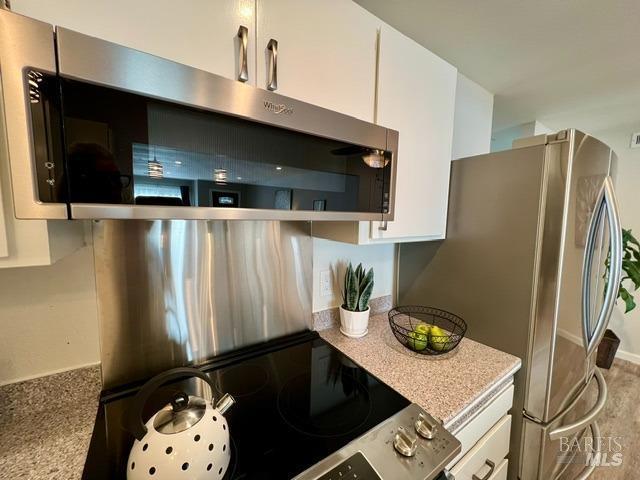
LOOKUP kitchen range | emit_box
[84,331,460,479]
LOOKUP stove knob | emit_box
[393,426,418,457]
[415,412,437,439]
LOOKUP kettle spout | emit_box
[216,393,235,415]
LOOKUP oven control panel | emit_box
[294,403,461,480]
[315,452,381,480]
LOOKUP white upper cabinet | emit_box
[312,23,458,244]
[10,0,256,84]
[370,25,457,241]
[256,0,378,121]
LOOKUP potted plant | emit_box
[339,263,374,338]
[598,229,640,368]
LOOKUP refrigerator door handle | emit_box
[581,176,623,357]
[548,368,607,441]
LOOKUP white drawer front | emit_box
[448,383,514,465]
[490,458,508,480]
[450,415,511,479]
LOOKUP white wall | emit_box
[588,126,640,363]
[490,120,552,152]
[312,238,395,312]
[0,245,100,385]
[452,74,494,160]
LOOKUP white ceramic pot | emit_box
[125,367,235,480]
[339,306,370,338]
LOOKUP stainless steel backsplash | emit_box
[93,220,312,389]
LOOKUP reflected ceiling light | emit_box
[239,3,253,19]
[275,166,283,171]
[362,149,389,168]
[214,169,228,184]
[147,158,163,178]
[174,160,182,165]
[237,176,243,181]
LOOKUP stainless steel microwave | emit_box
[0,10,398,221]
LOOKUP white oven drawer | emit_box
[450,415,511,479]
[490,458,508,480]
[448,383,514,465]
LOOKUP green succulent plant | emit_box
[341,262,374,312]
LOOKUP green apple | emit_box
[407,330,428,351]
[429,325,448,351]
[414,323,431,335]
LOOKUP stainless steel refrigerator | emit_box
[397,129,622,479]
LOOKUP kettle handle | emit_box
[125,367,216,441]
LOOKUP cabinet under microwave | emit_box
[0,10,397,221]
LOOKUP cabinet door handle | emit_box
[237,25,249,83]
[267,39,278,91]
[472,459,495,480]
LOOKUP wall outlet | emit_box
[320,270,333,297]
[631,132,640,148]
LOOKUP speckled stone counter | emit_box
[0,366,101,480]
[319,312,521,432]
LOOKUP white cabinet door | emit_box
[10,0,256,83]
[370,24,457,241]
[256,0,378,121]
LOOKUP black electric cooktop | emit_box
[83,331,410,479]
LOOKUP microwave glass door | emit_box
[29,71,392,215]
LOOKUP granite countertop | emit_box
[0,366,101,480]
[319,312,521,432]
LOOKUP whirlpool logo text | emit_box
[263,100,294,115]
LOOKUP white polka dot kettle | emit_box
[124,367,235,480]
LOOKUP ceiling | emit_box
[354,0,640,133]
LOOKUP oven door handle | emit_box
[0,11,68,219]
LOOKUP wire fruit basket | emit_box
[389,306,467,356]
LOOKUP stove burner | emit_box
[214,363,270,398]
[277,371,372,438]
